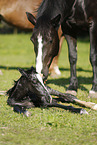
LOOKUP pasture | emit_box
[0,33,97,145]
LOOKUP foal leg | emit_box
[46,85,77,103]
[89,20,97,98]
[47,102,88,114]
[13,106,31,117]
[65,35,78,96]
[47,86,97,111]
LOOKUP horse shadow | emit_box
[47,67,92,93]
[0,65,92,93]
[0,65,31,70]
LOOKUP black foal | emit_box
[7,67,88,116]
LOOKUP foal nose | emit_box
[42,66,49,81]
[39,73,43,78]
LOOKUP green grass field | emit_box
[0,33,97,145]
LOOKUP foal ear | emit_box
[51,14,61,28]
[26,12,36,26]
[18,68,28,77]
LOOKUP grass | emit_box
[0,33,97,145]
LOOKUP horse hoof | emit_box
[88,90,97,98]
[49,66,61,77]
[14,106,31,117]
[0,70,3,75]
[66,90,77,96]
[53,66,61,75]
[80,109,88,115]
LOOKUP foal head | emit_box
[26,12,61,80]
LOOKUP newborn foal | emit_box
[7,67,87,116]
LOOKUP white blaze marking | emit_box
[36,34,43,74]
[36,74,44,86]
[36,73,52,103]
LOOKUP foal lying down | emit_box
[7,67,97,116]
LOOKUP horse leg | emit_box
[49,36,64,77]
[49,26,63,77]
[65,35,78,96]
[0,17,3,76]
[46,102,88,114]
[89,20,97,98]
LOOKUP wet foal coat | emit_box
[26,0,97,97]
[7,67,88,115]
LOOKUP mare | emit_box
[26,0,97,97]
[0,0,63,76]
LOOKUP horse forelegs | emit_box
[64,34,78,96]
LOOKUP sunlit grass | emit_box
[0,34,97,145]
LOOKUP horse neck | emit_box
[36,0,76,23]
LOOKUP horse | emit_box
[26,0,97,98]
[0,0,63,76]
[7,66,89,116]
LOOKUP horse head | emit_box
[26,12,61,81]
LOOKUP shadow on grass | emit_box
[59,67,92,73]
[47,76,92,91]
[0,65,92,73]
[0,65,31,70]
[47,67,92,92]
[0,65,92,92]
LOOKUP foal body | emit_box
[7,67,88,116]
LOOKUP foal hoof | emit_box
[80,109,88,115]
[14,106,31,117]
[0,91,6,96]
[88,90,97,98]
[66,90,77,96]
[23,110,31,117]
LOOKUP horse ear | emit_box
[26,12,36,26]
[51,14,61,28]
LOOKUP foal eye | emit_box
[49,40,53,44]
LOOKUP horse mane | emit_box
[36,0,75,21]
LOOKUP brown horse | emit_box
[0,0,64,76]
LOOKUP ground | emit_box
[0,34,97,145]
